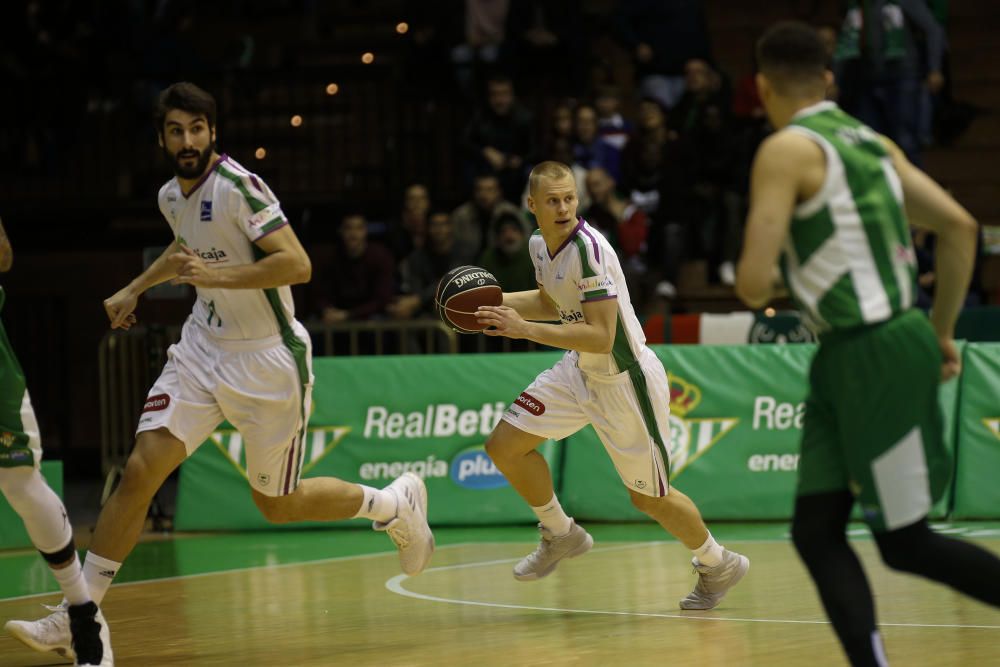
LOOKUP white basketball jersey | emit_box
[528,218,647,375]
[157,154,296,341]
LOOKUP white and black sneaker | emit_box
[67,601,113,666]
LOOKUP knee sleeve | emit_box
[875,520,939,573]
[791,491,855,559]
[0,467,74,554]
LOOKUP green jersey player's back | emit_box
[781,101,917,334]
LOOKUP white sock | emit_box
[352,485,398,523]
[82,552,121,606]
[531,495,573,537]
[692,532,724,567]
[51,553,91,606]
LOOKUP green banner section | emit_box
[562,344,959,521]
[176,353,564,530]
[562,345,812,520]
[953,343,1000,519]
[0,461,63,549]
[176,340,976,529]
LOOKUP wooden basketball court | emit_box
[1,524,998,666]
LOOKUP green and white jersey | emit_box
[158,154,296,341]
[529,218,647,375]
[782,101,916,333]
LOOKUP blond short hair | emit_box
[528,161,574,196]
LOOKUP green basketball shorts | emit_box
[797,309,951,533]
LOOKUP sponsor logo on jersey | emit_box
[192,248,229,264]
[558,308,584,324]
[200,200,213,221]
[247,202,283,229]
[515,392,545,416]
[666,373,739,480]
[142,394,170,413]
[578,275,613,292]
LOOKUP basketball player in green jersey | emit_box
[0,219,113,666]
[736,22,1000,666]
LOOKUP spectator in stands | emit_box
[542,103,576,165]
[584,167,650,305]
[384,183,431,261]
[451,173,526,260]
[478,210,536,294]
[449,0,510,98]
[619,97,676,217]
[504,0,586,95]
[462,74,536,202]
[313,214,395,323]
[573,104,621,182]
[832,0,946,165]
[669,58,732,137]
[594,85,632,176]
[404,3,463,97]
[683,102,742,286]
[614,0,712,109]
[390,211,477,320]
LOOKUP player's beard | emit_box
[166,142,216,179]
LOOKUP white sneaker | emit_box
[67,602,114,666]
[513,520,593,581]
[373,472,435,575]
[5,602,74,662]
[678,548,750,610]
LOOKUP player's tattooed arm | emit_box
[0,218,12,273]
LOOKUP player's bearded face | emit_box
[166,140,216,179]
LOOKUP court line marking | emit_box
[386,543,1000,631]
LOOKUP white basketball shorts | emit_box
[501,347,671,497]
[137,316,314,497]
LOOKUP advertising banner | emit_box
[0,461,62,549]
[952,343,1000,519]
[560,344,959,521]
[175,353,564,530]
[176,341,968,529]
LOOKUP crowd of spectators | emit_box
[305,0,975,325]
[4,0,980,325]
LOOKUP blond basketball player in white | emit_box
[476,161,748,608]
[6,82,434,660]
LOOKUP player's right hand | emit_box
[939,336,961,382]
[104,288,139,330]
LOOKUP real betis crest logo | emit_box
[667,373,738,479]
[210,426,351,478]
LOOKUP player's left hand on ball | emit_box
[476,305,527,338]
[169,244,214,287]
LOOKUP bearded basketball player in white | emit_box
[6,82,434,660]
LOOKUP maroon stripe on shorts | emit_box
[282,436,297,495]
